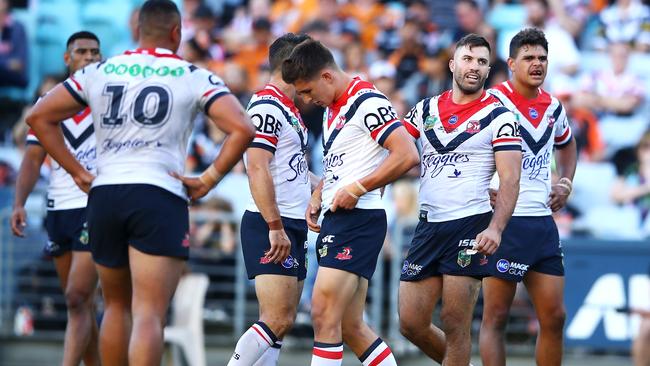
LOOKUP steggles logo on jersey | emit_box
[287,152,308,183]
[335,247,353,260]
[522,149,551,180]
[102,138,162,153]
[421,152,470,179]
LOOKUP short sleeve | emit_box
[247,100,286,154]
[403,101,422,139]
[491,107,522,152]
[192,67,231,114]
[553,102,573,148]
[357,95,402,146]
[63,65,94,106]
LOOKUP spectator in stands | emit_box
[111,6,140,56]
[400,48,452,107]
[233,17,272,91]
[388,18,426,88]
[452,0,495,43]
[338,0,385,51]
[342,41,369,80]
[574,41,646,151]
[0,0,27,88]
[610,131,650,234]
[593,0,650,52]
[547,0,591,40]
[368,60,407,117]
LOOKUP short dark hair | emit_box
[66,31,100,48]
[509,27,549,58]
[455,33,491,54]
[281,39,336,84]
[269,33,311,73]
[139,0,181,38]
[457,0,480,10]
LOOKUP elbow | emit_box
[406,150,420,169]
[242,120,256,143]
[25,110,38,129]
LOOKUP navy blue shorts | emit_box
[87,184,190,268]
[315,208,387,280]
[488,215,564,281]
[43,208,90,257]
[240,211,308,280]
[400,212,493,281]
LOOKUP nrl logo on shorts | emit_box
[457,249,472,268]
[424,116,438,131]
[79,222,89,245]
[318,244,328,258]
[335,247,353,260]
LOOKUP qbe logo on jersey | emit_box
[496,259,530,277]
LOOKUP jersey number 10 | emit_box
[101,83,172,128]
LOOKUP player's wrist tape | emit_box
[267,219,283,230]
[199,165,223,188]
[354,180,368,194]
[344,189,359,200]
[557,177,573,193]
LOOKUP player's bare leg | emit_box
[52,252,73,290]
[311,267,360,341]
[398,277,446,363]
[128,246,185,366]
[95,263,131,366]
[524,271,565,366]
[479,277,517,366]
[440,275,481,366]
[341,278,377,353]
[62,251,100,366]
[256,275,302,339]
[633,316,650,366]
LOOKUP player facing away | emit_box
[26,1,255,365]
[228,32,313,366]
[282,39,419,366]
[11,31,101,366]
[399,33,522,366]
[480,28,577,366]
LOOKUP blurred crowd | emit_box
[1,0,650,239]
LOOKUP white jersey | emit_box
[244,84,310,220]
[489,81,572,216]
[403,90,522,222]
[63,48,231,199]
[320,77,402,212]
[26,108,96,210]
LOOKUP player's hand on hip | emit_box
[170,172,212,201]
[331,182,364,212]
[73,170,95,193]
[267,229,291,264]
[305,199,321,232]
[475,226,501,255]
[547,184,570,212]
[10,206,27,237]
[488,188,498,208]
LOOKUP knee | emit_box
[262,313,295,338]
[310,301,329,331]
[64,287,93,312]
[440,308,469,337]
[341,320,364,343]
[482,305,511,331]
[399,313,423,341]
[539,307,566,334]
